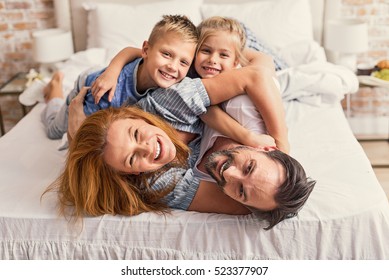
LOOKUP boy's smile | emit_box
[138,33,196,91]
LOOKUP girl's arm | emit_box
[242,48,276,76]
[201,64,289,154]
[200,105,276,148]
[91,47,142,104]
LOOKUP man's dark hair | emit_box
[251,150,316,230]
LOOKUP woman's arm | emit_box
[200,105,275,148]
[67,87,89,145]
[91,47,142,103]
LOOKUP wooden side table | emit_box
[343,82,389,141]
[0,72,28,135]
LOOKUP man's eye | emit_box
[245,161,253,175]
[239,185,244,197]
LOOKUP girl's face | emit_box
[194,31,239,79]
[103,118,177,174]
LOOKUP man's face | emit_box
[205,146,285,211]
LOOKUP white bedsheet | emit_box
[1,97,389,259]
[278,61,359,106]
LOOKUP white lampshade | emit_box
[324,19,368,71]
[325,19,368,53]
[32,28,74,64]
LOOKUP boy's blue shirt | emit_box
[83,58,147,115]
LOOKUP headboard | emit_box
[55,0,327,53]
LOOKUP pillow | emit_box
[200,0,314,51]
[241,22,288,71]
[84,0,203,59]
[278,40,327,66]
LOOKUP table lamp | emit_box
[32,28,74,76]
[324,19,368,72]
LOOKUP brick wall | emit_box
[340,0,389,123]
[0,0,389,119]
[342,0,389,64]
[0,0,55,85]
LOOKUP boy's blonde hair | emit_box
[148,15,199,46]
[197,16,248,65]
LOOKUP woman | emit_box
[47,105,197,221]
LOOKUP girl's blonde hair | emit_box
[149,14,199,46]
[197,16,248,65]
[43,106,190,223]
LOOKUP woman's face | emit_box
[194,31,239,79]
[103,118,177,174]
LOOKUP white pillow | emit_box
[200,0,313,51]
[84,0,203,59]
[278,40,327,66]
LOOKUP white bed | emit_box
[1,0,389,260]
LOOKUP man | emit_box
[188,95,315,229]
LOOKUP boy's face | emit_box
[141,33,196,89]
[195,31,239,79]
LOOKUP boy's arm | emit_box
[200,105,275,148]
[201,65,289,153]
[91,47,142,104]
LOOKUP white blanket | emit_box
[278,62,359,106]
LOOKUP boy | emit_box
[42,15,198,140]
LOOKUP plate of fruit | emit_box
[357,59,389,88]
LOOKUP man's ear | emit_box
[141,40,150,58]
[258,146,278,152]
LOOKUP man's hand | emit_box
[68,86,88,141]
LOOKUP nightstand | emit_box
[343,82,389,140]
[0,72,28,135]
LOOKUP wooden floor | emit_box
[359,140,389,200]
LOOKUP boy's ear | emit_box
[141,40,150,58]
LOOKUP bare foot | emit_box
[43,72,64,103]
